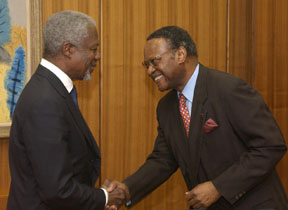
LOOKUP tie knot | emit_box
[70,86,77,96]
[179,93,186,103]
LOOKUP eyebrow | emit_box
[144,54,158,60]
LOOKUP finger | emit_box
[108,188,126,207]
[185,191,194,201]
[109,205,117,210]
[103,179,111,186]
[102,179,112,192]
[193,201,204,210]
[107,181,118,192]
[105,205,115,210]
[187,197,199,208]
[119,183,130,201]
[117,187,127,200]
[113,188,126,205]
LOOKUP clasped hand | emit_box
[185,181,221,209]
[102,179,130,210]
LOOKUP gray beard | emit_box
[83,70,91,81]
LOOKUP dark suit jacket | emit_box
[7,65,105,210]
[124,64,288,210]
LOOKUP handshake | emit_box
[102,180,130,210]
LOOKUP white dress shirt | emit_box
[177,63,200,115]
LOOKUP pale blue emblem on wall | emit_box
[4,46,26,119]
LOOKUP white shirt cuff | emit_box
[101,188,108,206]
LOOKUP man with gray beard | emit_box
[7,10,125,210]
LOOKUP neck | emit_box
[44,56,71,78]
[186,56,198,77]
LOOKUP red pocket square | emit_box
[203,118,219,133]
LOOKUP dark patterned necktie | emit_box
[70,86,79,108]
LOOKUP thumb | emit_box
[107,181,117,192]
[102,179,111,190]
[103,179,111,186]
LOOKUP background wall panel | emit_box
[252,0,288,193]
[229,0,288,194]
[228,0,254,82]
[0,140,10,210]
[1,1,287,210]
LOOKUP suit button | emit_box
[90,159,94,163]
[235,195,239,200]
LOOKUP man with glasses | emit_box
[107,26,287,210]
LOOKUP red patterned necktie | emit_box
[179,93,190,136]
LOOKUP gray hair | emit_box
[43,10,96,58]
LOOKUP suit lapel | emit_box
[169,91,192,186]
[65,94,97,149]
[36,65,99,155]
[187,64,208,186]
[172,93,188,138]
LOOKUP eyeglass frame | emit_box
[142,49,175,69]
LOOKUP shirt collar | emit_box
[177,63,200,102]
[40,58,73,93]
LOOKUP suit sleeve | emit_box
[22,98,105,210]
[212,78,287,204]
[123,105,178,206]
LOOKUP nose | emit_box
[95,51,101,60]
[147,64,155,76]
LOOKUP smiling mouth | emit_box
[154,75,163,82]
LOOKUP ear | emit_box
[62,42,75,58]
[175,46,187,64]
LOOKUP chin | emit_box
[157,85,169,92]
[83,70,92,81]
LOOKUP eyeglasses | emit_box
[142,50,172,69]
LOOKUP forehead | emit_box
[144,38,170,58]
